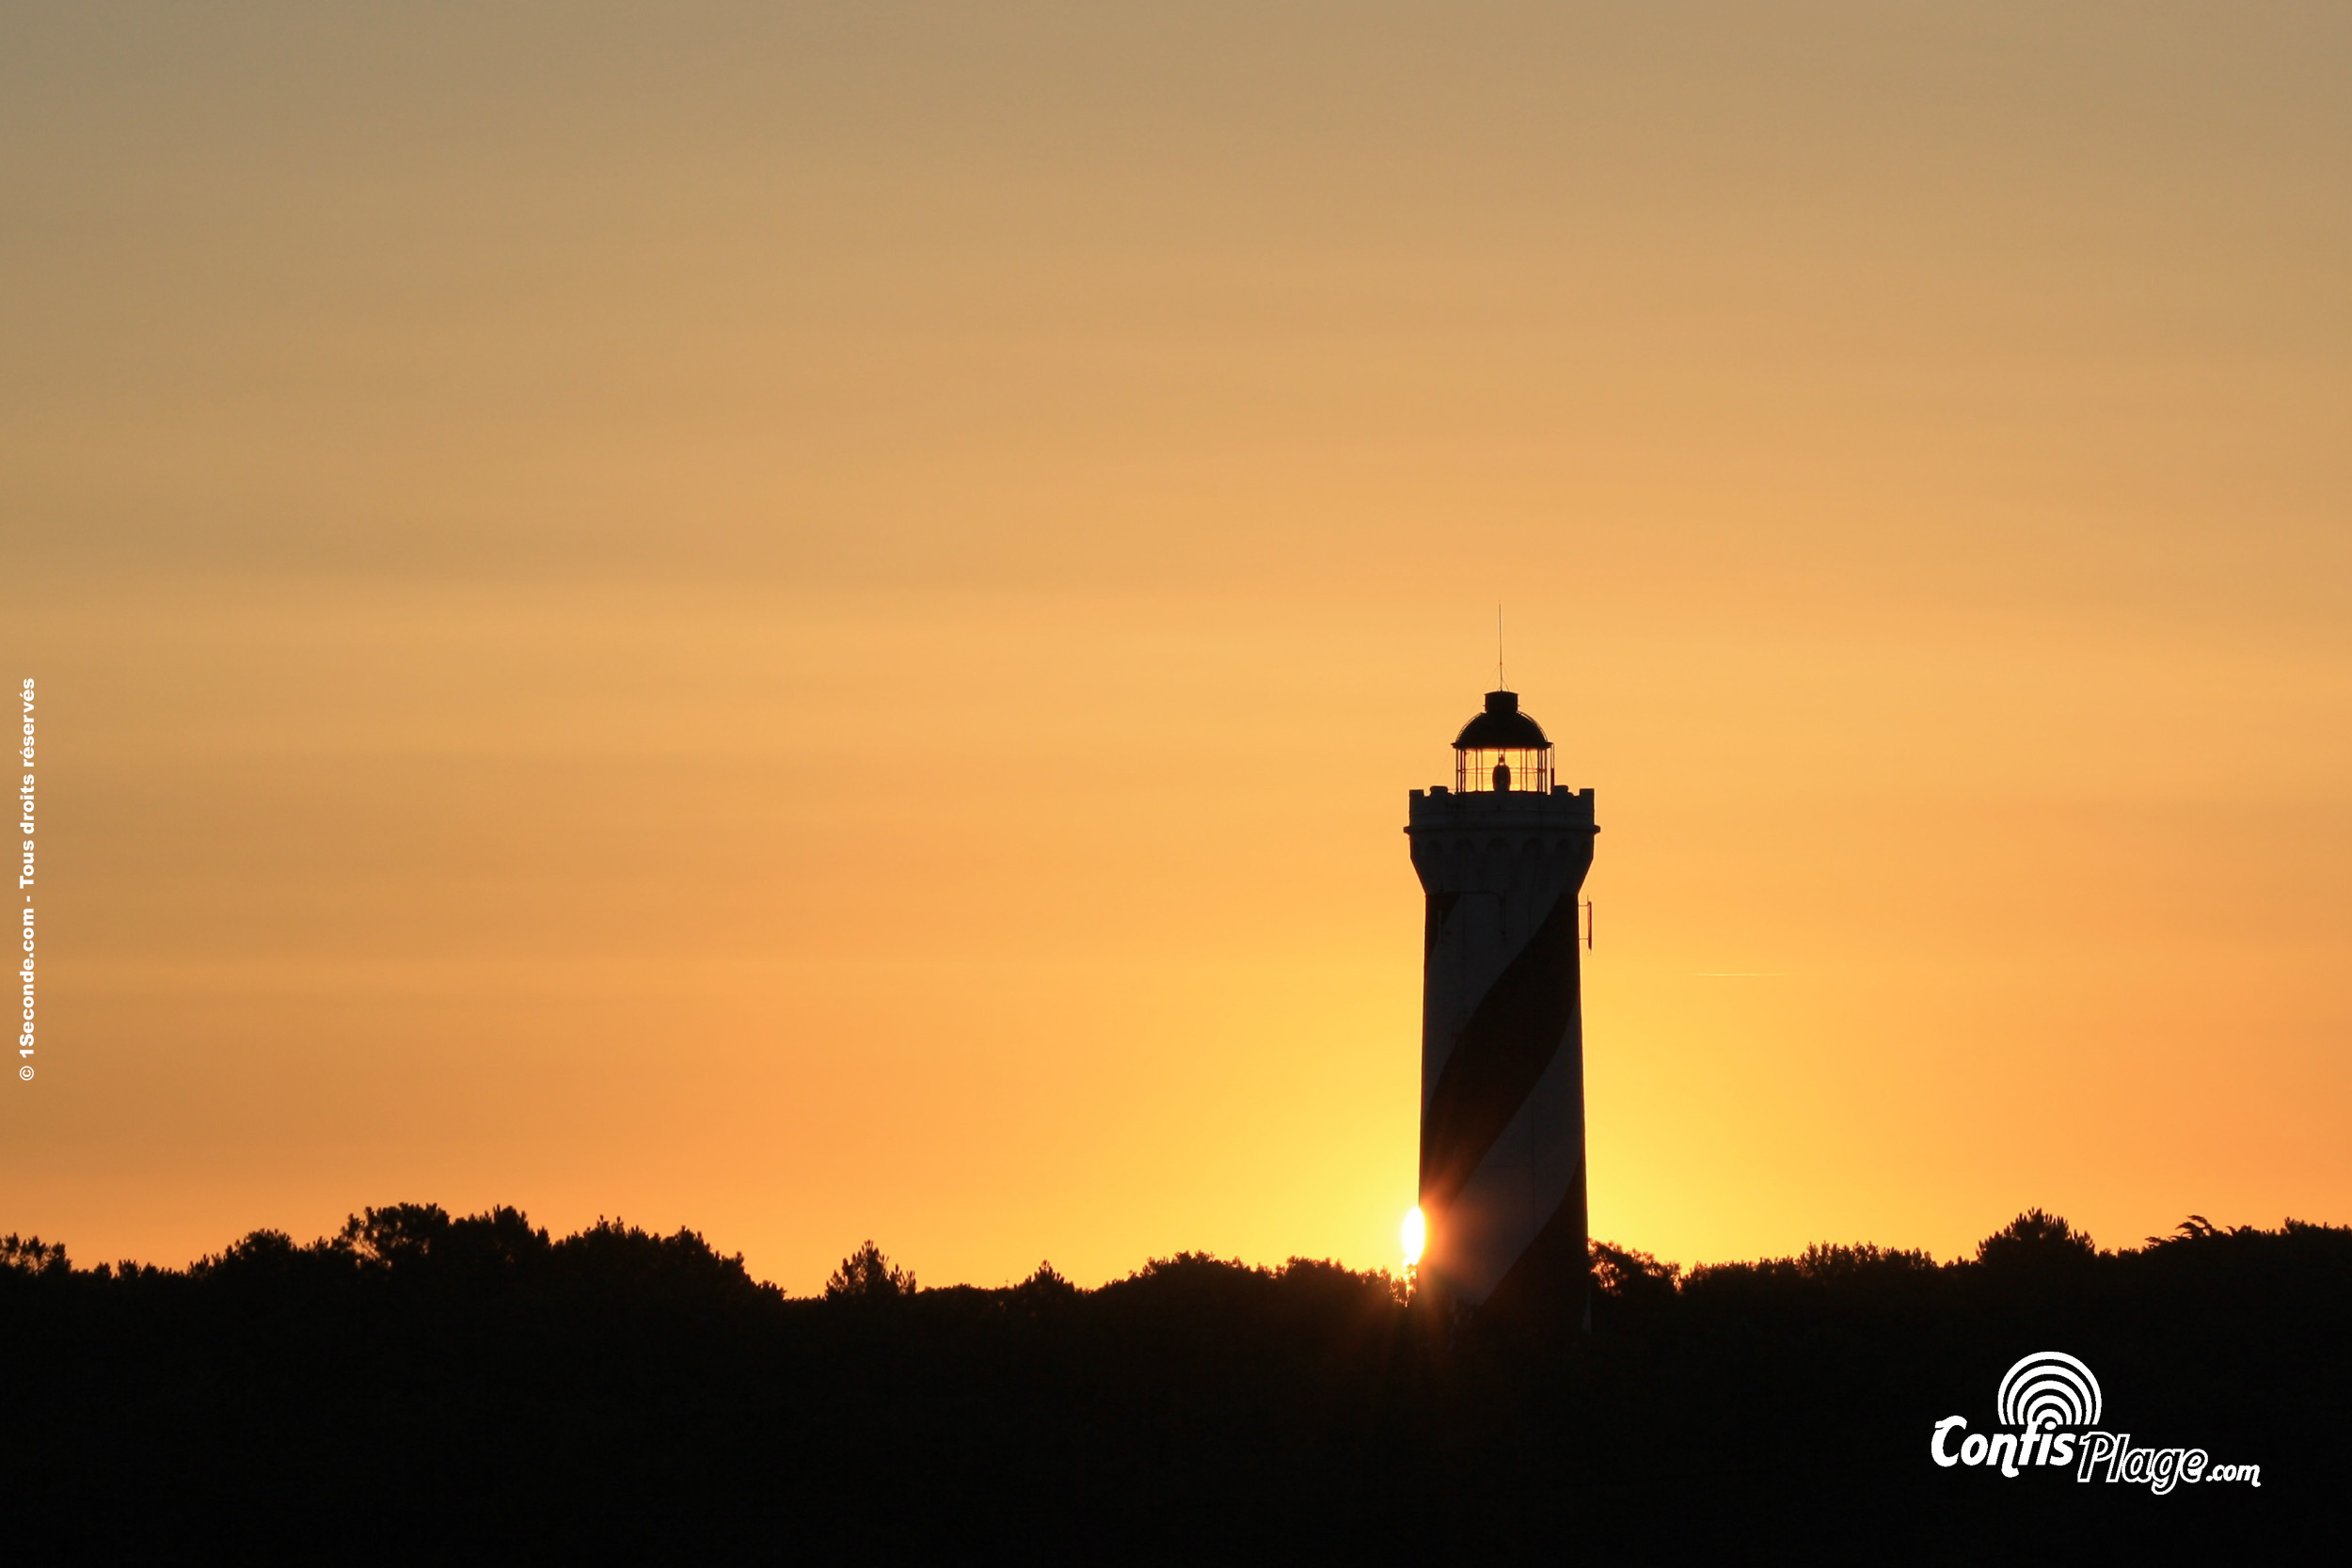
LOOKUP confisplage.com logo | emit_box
[1931,1352,2262,1493]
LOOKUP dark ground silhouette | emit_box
[2,1207,2337,1558]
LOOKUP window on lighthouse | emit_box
[1456,746,1551,793]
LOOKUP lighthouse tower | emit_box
[1406,689,1597,1325]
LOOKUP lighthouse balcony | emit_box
[1406,783,1597,832]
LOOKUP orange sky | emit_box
[6,5,2348,1292]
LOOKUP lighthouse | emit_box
[1406,688,1597,1325]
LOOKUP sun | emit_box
[1400,1206,1426,1270]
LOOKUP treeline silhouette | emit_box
[3,1207,2337,1556]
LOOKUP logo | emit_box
[1995,1350,2101,1431]
[1931,1351,2262,1493]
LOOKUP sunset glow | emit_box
[4,5,2347,1294]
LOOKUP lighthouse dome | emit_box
[1449,689,1553,794]
[1452,689,1549,751]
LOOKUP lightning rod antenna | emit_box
[1497,604,1505,690]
